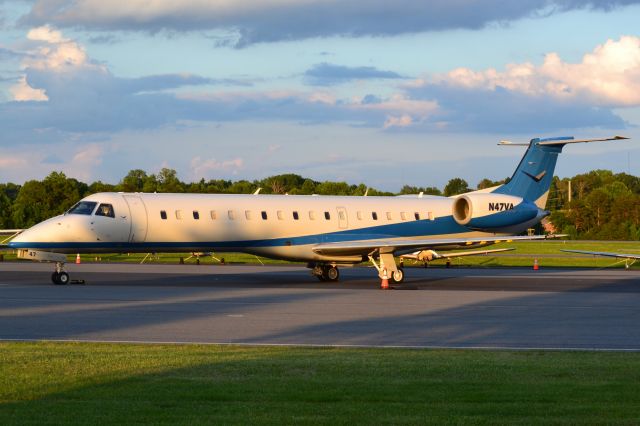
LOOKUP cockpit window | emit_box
[67,201,97,215]
[95,203,115,218]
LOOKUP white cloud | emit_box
[9,25,99,101]
[383,114,412,129]
[190,156,244,179]
[354,94,438,129]
[429,36,640,107]
[67,144,104,181]
[26,25,68,43]
[0,155,28,168]
[23,26,90,71]
[72,144,103,164]
[9,75,48,101]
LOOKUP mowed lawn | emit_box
[1,342,640,424]
[3,240,640,268]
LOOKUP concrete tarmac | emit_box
[1,262,640,350]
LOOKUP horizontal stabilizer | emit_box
[537,135,629,146]
[499,135,628,146]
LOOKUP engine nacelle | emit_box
[452,193,539,230]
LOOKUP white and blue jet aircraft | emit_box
[4,135,628,285]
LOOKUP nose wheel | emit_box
[51,271,70,285]
[51,262,69,285]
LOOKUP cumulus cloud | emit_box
[190,156,244,178]
[0,27,634,146]
[19,0,640,47]
[24,25,93,71]
[9,24,99,101]
[9,75,48,101]
[304,63,403,86]
[427,36,640,107]
[396,36,640,132]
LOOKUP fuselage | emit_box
[9,192,542,263]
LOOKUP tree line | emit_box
[1,168,639,240]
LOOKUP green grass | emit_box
[2,240,640,268]
[1,342,640,424]
[422,240,640,268]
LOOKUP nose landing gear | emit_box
[51,262,69,285]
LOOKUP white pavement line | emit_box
[1,338,640,352]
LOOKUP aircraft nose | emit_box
[9,224,41,247]
[8,216,65,248]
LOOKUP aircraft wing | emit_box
[0,229,22,246]
[401,247,515,261]
[560,249,640,260]
[0,229,22,234]
[313,234,559,257]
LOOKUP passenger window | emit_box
[277,211,284,220]
[176,210,183,220]
[414,212,420,220]
[193,211,200,220]
[228,210,235,220]
[372,212,378,220]
[261,211,268,220]
[293,211,299,220]
[309,211,316,220]
[95,203,115,218]
[160,210,167,220]
[386,212,392,220]
[245,210,252,220]
[324,211,331,220]
[357,211,363,220]
[400,212,407,221]
[210,210,217,220]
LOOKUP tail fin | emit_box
[492,135,628,208]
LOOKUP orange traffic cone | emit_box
[533,258,539,270]
[380,267,390,290]
[76,253,81,264]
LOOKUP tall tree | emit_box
[119,169,148,192]
[156,168,184,193]
[443,178,469,196]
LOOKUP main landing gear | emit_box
[51,262,69,285]
[308,255,405,285]
[369,252,405,284]
[309,263,340,282]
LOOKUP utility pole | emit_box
[568,179,572,204]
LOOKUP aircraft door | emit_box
[124,195,148,242]
[336,206,348,229]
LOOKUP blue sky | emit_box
[1,0,639,191]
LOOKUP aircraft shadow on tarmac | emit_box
[1,266,640,349]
